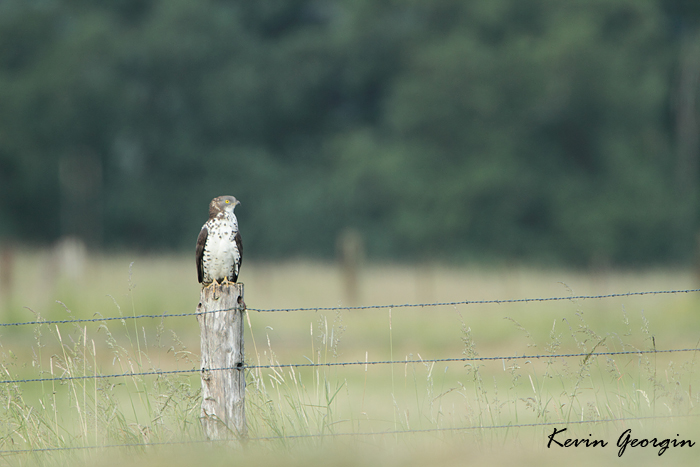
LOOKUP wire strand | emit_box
[2,287,699,328]
[1,413,697,456]
[247,288,700,312]
[0,311,200,328]
[2,348,697,385]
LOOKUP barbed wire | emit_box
[2,287,699,329]
[1,413,697,456]
[247,288,700,313]
[0,311,197,329]
[2,347,697,386]
[249,413,700,441]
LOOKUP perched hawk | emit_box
[196,195,243,286]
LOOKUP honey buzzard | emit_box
[196,196,242,286]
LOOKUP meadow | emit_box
[0,250,699,466]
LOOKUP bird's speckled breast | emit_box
[202,214,240,283]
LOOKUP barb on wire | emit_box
[2,288,699,328]
[0,413,697,456]
[2,347,697,386]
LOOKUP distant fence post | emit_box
[197,283,247,440]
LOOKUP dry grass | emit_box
[0,250,699,465]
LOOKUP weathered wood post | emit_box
[197,283,247,440]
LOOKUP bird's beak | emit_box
[236,200,241,207]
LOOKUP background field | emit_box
[1,251,699,466]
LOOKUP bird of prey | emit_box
[196,195,243,286]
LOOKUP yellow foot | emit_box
[202,279,220,289]
[221,278,237,286]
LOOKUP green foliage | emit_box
[0,0,698,265]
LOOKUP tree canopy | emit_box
[1,0,699,266]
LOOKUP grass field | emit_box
[0,250,699,466]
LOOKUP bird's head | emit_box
[209,195,240,217]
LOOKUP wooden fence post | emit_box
[197,283,247,440]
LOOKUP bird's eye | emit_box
[225,200,230,204]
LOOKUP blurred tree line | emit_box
[1,0,700,266]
